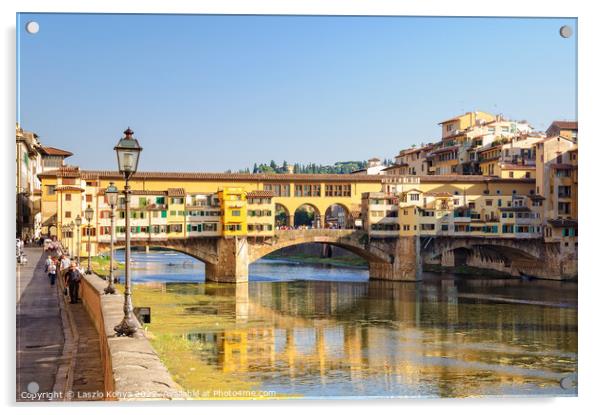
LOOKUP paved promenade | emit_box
[16,248,65,400]
[16,247,104,401]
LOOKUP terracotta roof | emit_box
[409,175,535,184]
[40,146,73,157]
[382,163,408,171]
[44,170,387,183]
[55,186,84,192]
[399,145,434,156]
[429,145,459,155]
[477,144,502,153]
[527,194,546,201]
[97,188,167,196]
[246,190,275,198]
[532,135,569,145]
[350,168,367,174]
[438,116,460,125]
[548,219,578,228]
[548,121,578,130]
[167,188,186,197]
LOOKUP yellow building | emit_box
[438,111,496,140]
[218,187,247,237]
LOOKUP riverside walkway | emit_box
[16,247,104,401]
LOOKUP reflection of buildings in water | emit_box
[178,277,575,396]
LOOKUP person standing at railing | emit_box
[65,262,83,304]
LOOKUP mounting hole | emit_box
[559,25,572,38]
[25,21,39,34]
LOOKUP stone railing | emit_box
[79,274,185,400]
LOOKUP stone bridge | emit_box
[421,236,577,280]
[99,230,421,283]
[98,232,576,283]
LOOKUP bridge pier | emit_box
[205,237,249,283]
[368,236,422,282]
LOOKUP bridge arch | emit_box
[324,203,352,229]
[275,203,291,227]
[97,237,219,265]
[248,230,391,265]
[293,203,321,228]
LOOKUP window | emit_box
[65,194,72,201]
[410,193,419,201]
[86,194,92,202]
[295,184,321,197]
[65,211,71,218]
[325,184,351,197]
[46,185,56,195]
[263,184,290,197]
[169,224,183,233]
[231,210,241,216]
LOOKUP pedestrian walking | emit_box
[65,262,82,304]
[47,260,57,286]
[45,255,52,273]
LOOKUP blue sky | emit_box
[17,14,577,172]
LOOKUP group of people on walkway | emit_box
[45,254,83,304]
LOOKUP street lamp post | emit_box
[69,221,75,258]
[104,182,119,294]
[113,127,143,337]
[75,215,82,264]
[85,205,94,274]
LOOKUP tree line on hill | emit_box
[226,159,395,174]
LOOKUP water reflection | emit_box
[128,250,577,398]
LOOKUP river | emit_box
[114,249,577,399]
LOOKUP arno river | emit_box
[115,249,577,399]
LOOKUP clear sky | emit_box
[17,13,577,172]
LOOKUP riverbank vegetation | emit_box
[89,255,124,278]
[264,252,368,268]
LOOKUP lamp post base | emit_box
[114,316,138,337]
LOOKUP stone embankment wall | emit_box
[79,274,185,400]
